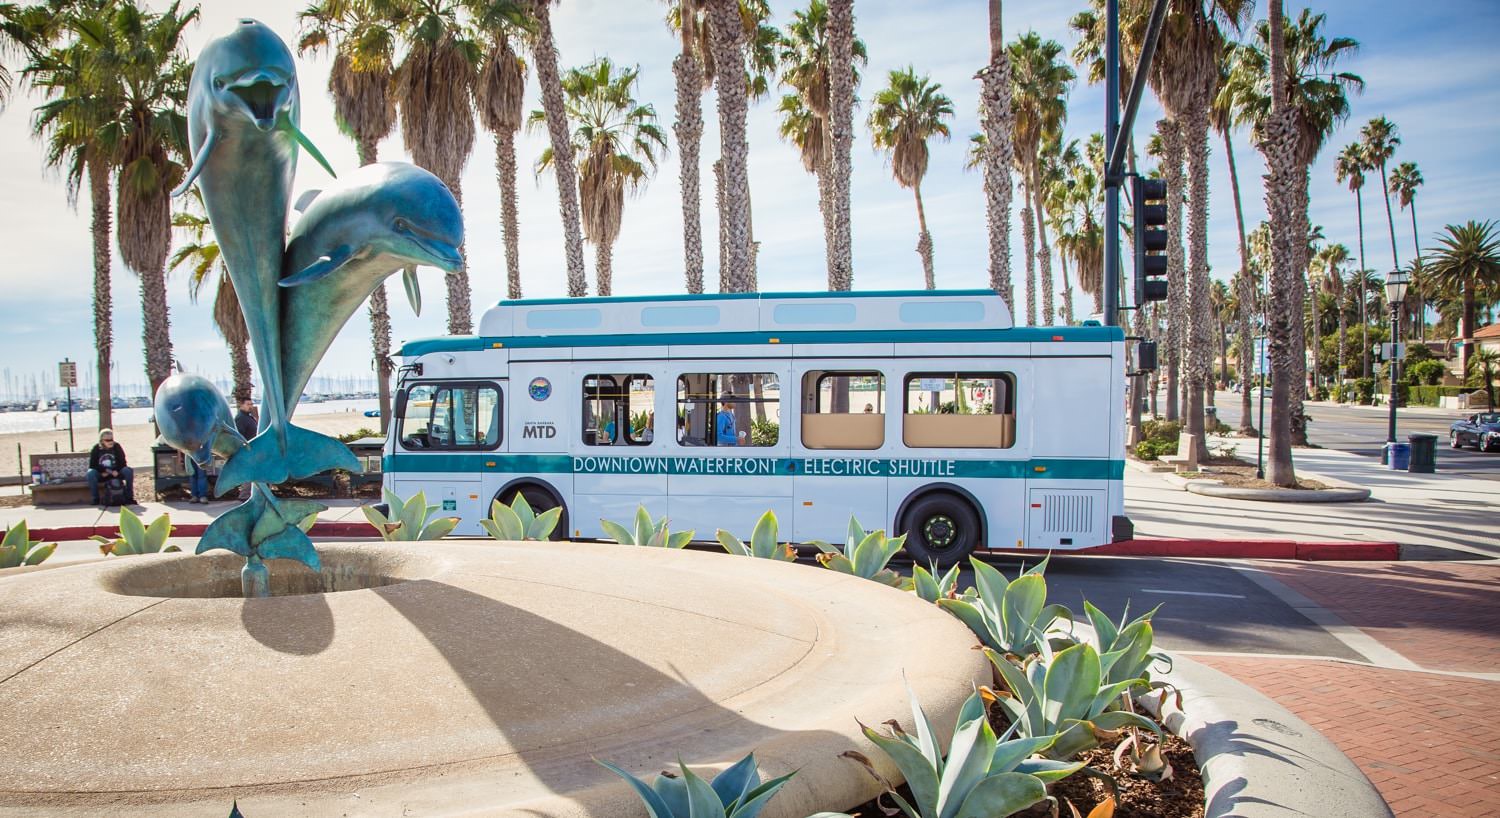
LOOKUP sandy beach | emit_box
[0,411,383,492]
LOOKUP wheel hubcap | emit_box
[923,514,958,550]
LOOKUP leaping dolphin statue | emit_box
[152,374,325,594]
[173,19,354,497]
[279,162,464,409]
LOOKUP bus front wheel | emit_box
[495,483,569,541]
[900,493,981,567]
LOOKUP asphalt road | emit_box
[1203,390,1500,479]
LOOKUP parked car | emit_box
[1449,412,1500,451]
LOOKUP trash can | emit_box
[1407,432,1438,474]
[1385,442,1411,471]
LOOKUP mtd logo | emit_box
[522,421,557,439]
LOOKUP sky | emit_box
[0,0,1497,399]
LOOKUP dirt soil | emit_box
[1184,456,1330,491]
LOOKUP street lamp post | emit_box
[1383,270,1410,462]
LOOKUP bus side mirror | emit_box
[394,389,408,420]
[1135,341,1158,373]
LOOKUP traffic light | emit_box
[1132,176,1169,305]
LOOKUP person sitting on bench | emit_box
[87,428,134,505]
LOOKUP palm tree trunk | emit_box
[708,0,753,292]
[228,332,253,404]
[914,183,935,289]
[1224,127,1256,434]
[1308,278,1320,396]
[1262,0,1301,487]
[1159,119,1184,423]
[1059,254,1075,325]
[139,260,173,396]
[826,0,856,291]
[1184,106,1212,460]
[88,156,113,432]
[1032,169,1055,325]
[1337,287,1348,396]
[497,130,522,300]
[530,0,589,297]
[1289,167,1311,445]
[714,159,728,291]
[980,0,1015,307]
[816,168,840,290]
[1019,180,1036,327]
[596,240,614,297]
[1355,187,1369,377]
[1409,202,1422,341]
[354,137,395,433]
[1379,161,1400,274]
[673,47,705,294]
[442,181,473,335]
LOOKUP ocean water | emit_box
[0,398,381,435]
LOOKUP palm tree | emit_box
[1223,5,1361,477]
[169,191,250,401]
[474,17,529,301]
[111,1,195,397]
[867,67,951,289]
[1425,221,1500,375]
[1007,32,1072,327]
[1038,134,1080,324]
[1210,39,1255,433]
[25,2,118,429]
[1468,347,1499,410]
[1335,142,1371,376]
[298,0,401,432]
[705,0,753,291]
[979,0,1017,304]
[1361,116,1402,279]
[526,0,587,296]
[776,0,866,291]
[531,58,667,296]
[824,0,855,292]
[1390,160,1424,338]
[667,0,707,293]
[1314,243,1351,386]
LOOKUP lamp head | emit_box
[1385,271,1410,304]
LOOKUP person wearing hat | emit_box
[86,428,134,506]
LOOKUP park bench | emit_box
[151,445,226,501]
[345,437,386,496]
[1159,432,1200,474]
[27,452,93,505]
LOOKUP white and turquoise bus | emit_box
[383,289,1130,564]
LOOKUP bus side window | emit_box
[399,383,501,450]
[583,374,655,446]
[801,371,884,450]
[675,373,779,447]
[902,372,1016,449]
[400,384,437,449]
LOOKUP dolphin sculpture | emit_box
[151,373,324,595]
[279,163,463,408]
[174,19,354,496]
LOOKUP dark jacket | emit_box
[89,443,126,474]
[235,408,258,440]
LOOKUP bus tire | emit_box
[899,492,981,568]
[494,481,569,541]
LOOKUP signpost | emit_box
[58,359,77,451]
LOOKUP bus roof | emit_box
[397,289,1124,357]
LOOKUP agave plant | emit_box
[937,558,1071,658]
[810,516,909,588]
[480,493,563,541]
[598,752,796,818]
[911,562,964,603]
[601,505,694,548]
[1083,601,1169,686]
[92,508,179,556]
[845,686,1082,818]
[715,510,797,561]
[985,643,1159,760]
[362,489,459,541]
[0,521,56,568]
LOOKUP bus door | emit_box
[391,380,504,535]
[569,367,668,536]
[790,365,891,543]
[666,366,792,542]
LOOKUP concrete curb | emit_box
[1138,653,1393,818]
[1182,480,1371,503]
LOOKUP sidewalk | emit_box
[1126,441,1500,558]
[1193,559,1500,817]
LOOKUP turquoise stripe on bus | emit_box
[499,289,1001,307]
[397,325,1124,357]
[383,453,1123,480]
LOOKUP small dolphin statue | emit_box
[279,162,464,407]
[151,374,325,596]
[174,19,355,496]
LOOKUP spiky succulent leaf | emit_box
[2,522,28,549]
[845,514,867,551]
[952,772,1047,818]
[935,716,997,818]
[511,492,536,529]
[913,565,943,602]
[634,505,654,548]
[1044,644,1102,725]
[600,518,636,545]
[716,529,750,557]
[596,759,674,818]
[144,514,171,551]
[1084,600,1119,652]
[23,542,56,565]
[487,501,525,540]
[749,510,779,559]
[859,722,941,816]
[362,504,393,537]
[527,507,562,540]
[119,506,146,548]
[710,753,761,811]
[987,735,1057,774]
[680,762,727,816]
[726,771,796,818]
[1013,757,1085,783]
[652,773,691,818]
[419,516,459,540]
[667,530,694,549]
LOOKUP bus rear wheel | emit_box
[495,484,569,541]
[900,493,981,568]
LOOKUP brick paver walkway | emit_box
[1197,656,1500,817]
[1252,560,1500,672]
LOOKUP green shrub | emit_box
[480,493,562,541]
[749,418,779,447]
[1,521,56,567]
[1408,385,1467,407]
[986,643,1160,760]
[336,427,381,443]
[1353,377,1376,405]
[716,510,797,561]
[601,504,693,548]
[1132,419,1182,461]
[362,489,458,541]
[1408,359,1447,386]
[936,557,1071,658]
[92,508,179,556]
[598,752,797,818]
[810,515,908,588]
[911,562,963,603]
